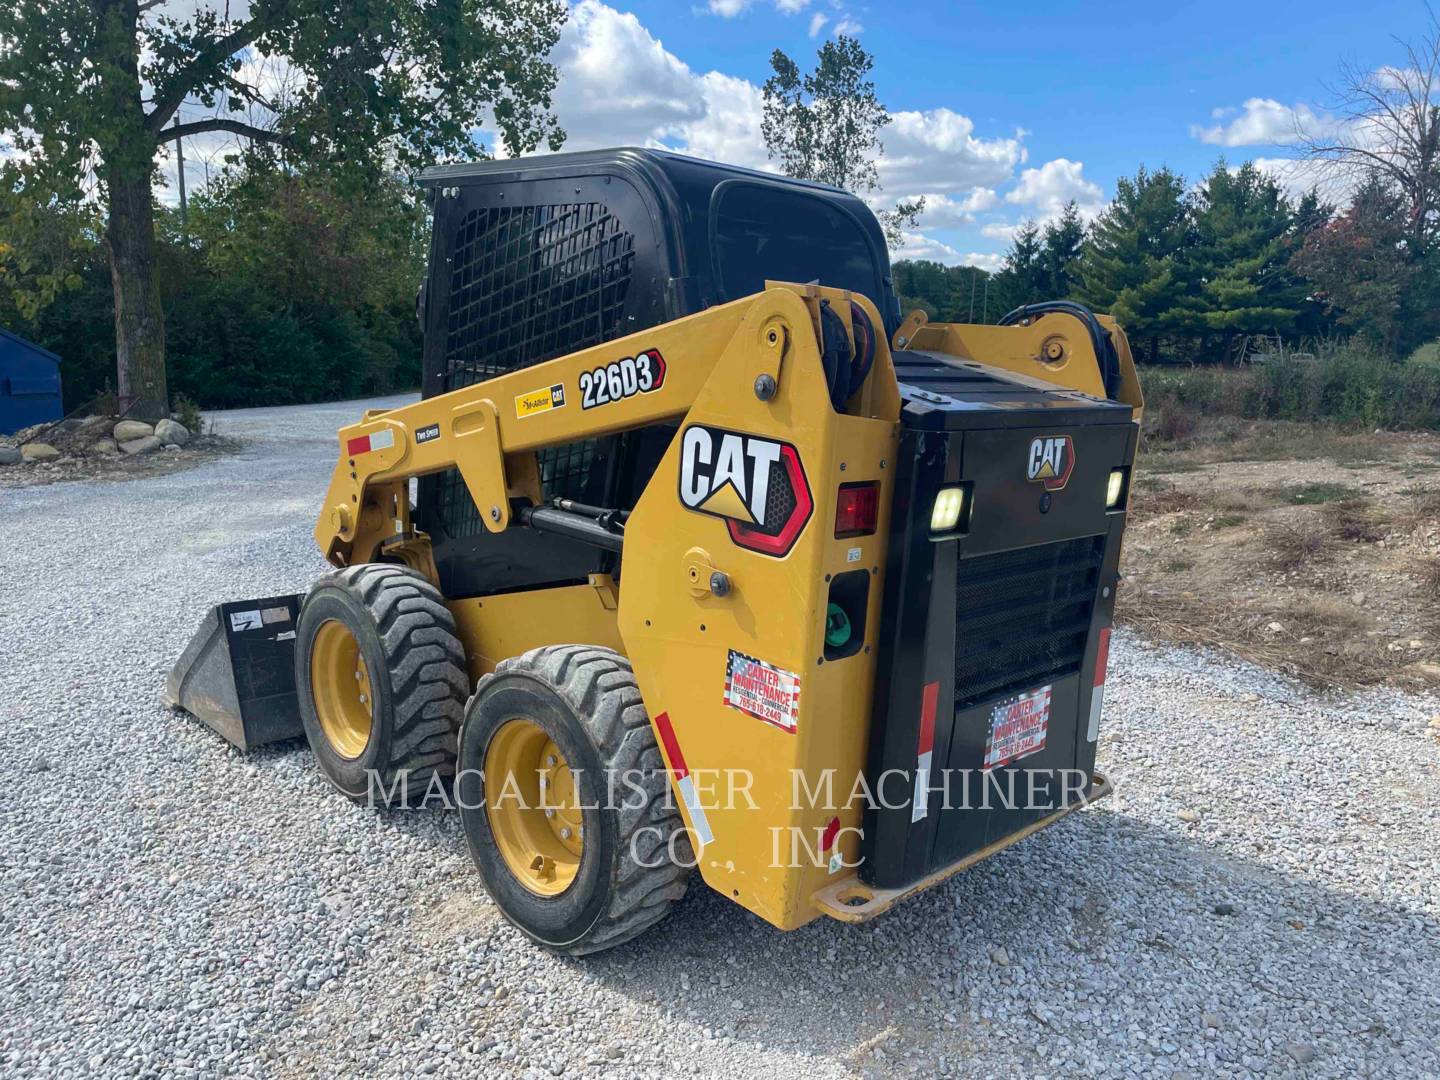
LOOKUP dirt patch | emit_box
[1121,418,1440,690]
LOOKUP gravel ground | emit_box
[3,397,1439,1078]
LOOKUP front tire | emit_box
[296,564,469,803]
[457,646,691,955]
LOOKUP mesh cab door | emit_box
[416,173,673,599]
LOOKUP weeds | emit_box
[1265,518,1337,570]
[1325,499,1385,542]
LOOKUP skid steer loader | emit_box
[167,148,1142,955]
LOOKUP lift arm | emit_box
[314,283,898,568]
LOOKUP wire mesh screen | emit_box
[953,536,1103,709]
[432,201,636,538]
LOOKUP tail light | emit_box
[834,482,879,538]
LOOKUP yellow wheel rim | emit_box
[484,719,584,897]
[310,620,374,759]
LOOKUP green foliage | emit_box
[1292,177,1440,356]
[1075,166,1193,358]
[1183,162,1310,353]
[892,259,995,323]
[762,36,887,194]
[1144,344,1440,431]
[1,164,427,410]
[0,0,567,414]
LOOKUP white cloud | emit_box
[833,16,863,35]
[808,12,827,36]
[981,221,1021,242]
[1191,97,1328,147]
[893,231,962,264]
[878,188,999,229]
[878,108,1027,198]
[707,0,812,15]
[1005,158,1103,216]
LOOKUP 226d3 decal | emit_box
[578,348,667,409]
[678,425,813,556]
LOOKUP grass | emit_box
[1280,482,1363,505]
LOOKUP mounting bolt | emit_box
[489,505,501,522]
[754,373,777,401]
[896,335,909,349]
[709,571,731,597]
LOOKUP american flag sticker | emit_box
[723,650,801,733]
[983,685,1052,771]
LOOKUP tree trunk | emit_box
[106,169,168,421]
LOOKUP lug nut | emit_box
[560,827,571,840]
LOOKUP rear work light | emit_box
[930,483,973,537]
[1106,467,1130,509]
[834,482,879,538]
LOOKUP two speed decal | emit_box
[579,348,666,409]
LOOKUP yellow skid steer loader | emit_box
[167,149,1142,955]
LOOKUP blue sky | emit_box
[500,0,1432,269]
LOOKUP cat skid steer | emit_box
[168,149,1143,954]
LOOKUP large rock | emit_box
[113,420,155,442]
[91,439,119,455]
[0,445,21,466]
[78,414,115,437]
[21,443,61,462]
[119,435,162,456]
[154,418,191,447]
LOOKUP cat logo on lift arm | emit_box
[678,425,813,557]
[1026,435,1074,492]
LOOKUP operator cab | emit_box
[416,148,896,600]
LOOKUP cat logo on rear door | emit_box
[678,425,813,557]
[1027,435,1074,491]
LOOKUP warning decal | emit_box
[983,685,1051,771]
[723,650,801,733]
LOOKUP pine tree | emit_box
[1041,202,1086,299]
[991,221,1048,318]
[1185,161,1309,361]
[1074,166,1192,361]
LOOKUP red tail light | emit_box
[834,482,879,538]
[1094,626,1113,686]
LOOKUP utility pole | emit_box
[969,269,977,322]
[173,114,188,241]
[982,276,989,324]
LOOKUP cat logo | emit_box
[678,425,813,557]
[1027,435,1074,491]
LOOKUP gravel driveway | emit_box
[3,397,1439,1078]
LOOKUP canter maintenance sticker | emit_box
[723,650,801,733]
[983,685,1051,771]
[514,382,566,420]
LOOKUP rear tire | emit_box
[296,564,469,804]
[457,646,691,955]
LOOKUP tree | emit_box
[991,221,1048,315]
[761,35,923,250]
[1040,202,1086,299]
[0,0,566,419]
[1299,13,1440,261]
[1292,176,1439,354]
[1185,161,1309,361]
[1074,166,1193,361]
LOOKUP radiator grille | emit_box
[953,536,1103,709]
[433,202,636,537]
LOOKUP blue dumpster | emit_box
[0,327,63,435]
